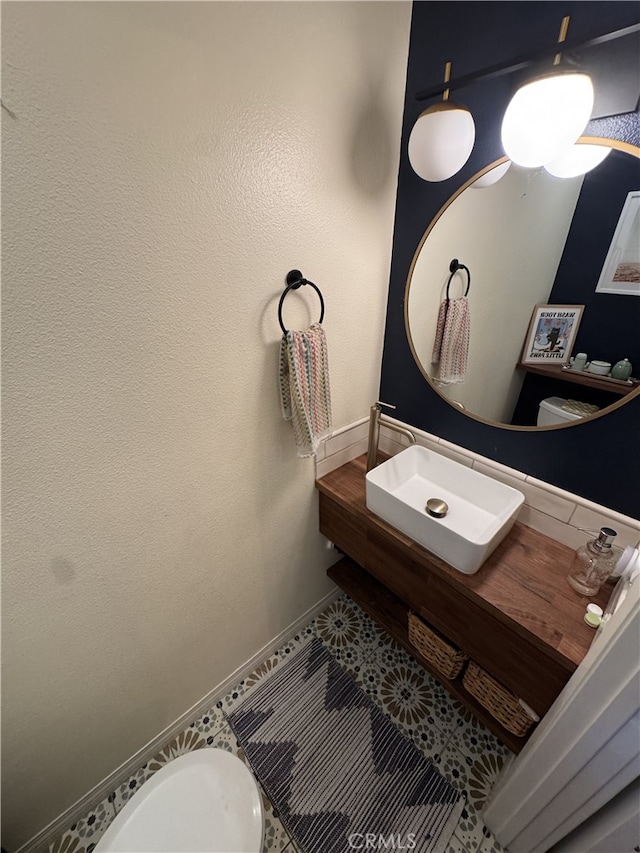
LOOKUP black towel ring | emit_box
[446,258,471,300]
[278,269,325,336]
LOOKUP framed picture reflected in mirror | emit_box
[596,191,640,296]
[521,304,584,365]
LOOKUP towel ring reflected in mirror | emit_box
[446,259,471,299]
[437,259,471,336]
[278,270,325,337]
[404,138,640,432]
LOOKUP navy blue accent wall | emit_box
[379,1,640,517]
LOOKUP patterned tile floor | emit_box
[49,595,511,853]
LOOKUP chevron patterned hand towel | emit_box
[279,323,332,457]
[431,297,470,385]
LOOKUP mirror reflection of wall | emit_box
[406,144,640,427]
[408,163,584,422]
[513,146,640,425]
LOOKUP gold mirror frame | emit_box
[404,137,640,431]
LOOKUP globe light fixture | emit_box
[501,15,595,169]
[544,142,611,178]
[501,70,594,168]
[470,160,511,189]
[408,103,476,182]
[408,61,476,183]
[408,17,630,185]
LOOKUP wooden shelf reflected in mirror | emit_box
[516,362,639,397]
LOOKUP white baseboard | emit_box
[17,586,341,853]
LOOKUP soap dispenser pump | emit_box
[567,527,618,596]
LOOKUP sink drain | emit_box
[425,498,448,518]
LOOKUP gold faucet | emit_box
[366,402,416,472]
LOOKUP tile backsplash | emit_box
[315,417,640,553]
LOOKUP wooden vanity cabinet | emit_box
[317,456,611,753]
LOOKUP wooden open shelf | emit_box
[517,362,639,397]
[328,556,529,754]
[318,455,612,756]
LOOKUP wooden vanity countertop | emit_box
[316,455,612,671]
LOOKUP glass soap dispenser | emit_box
[567,527,618,596]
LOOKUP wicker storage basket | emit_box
[408,612,468,679]
[463,660,536,737]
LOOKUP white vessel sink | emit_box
[365,445,524,574]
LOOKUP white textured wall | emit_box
[1,2,411,847]
[407,165,583,422]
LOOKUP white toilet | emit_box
[536,396,599,426]
[94,749,264,853]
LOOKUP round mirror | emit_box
[405,138,640,430]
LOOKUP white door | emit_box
[483,573,640,853]
[551,777,640,853]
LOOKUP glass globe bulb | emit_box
[470,160,511,188]
[408,103,476,182]
[544,143,611,178]
[501,72,594,168]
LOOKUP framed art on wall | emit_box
[596,191,640,296]
[520,304,585,365]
